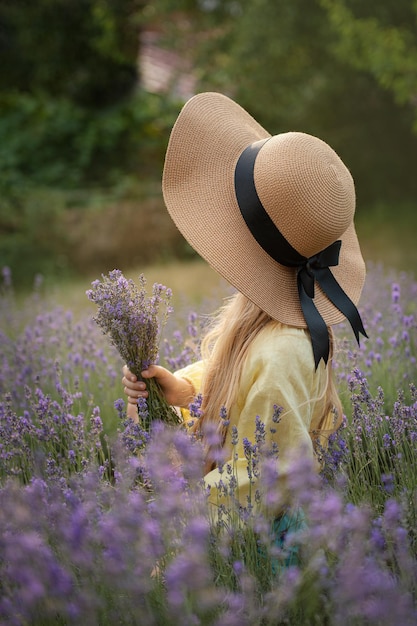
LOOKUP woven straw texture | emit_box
[162,92,366,328]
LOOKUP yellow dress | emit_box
[174,323,333,520]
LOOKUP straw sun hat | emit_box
[162,92,367,366]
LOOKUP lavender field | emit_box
[1,263,417,625]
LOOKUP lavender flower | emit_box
[87,270,181,429]
[1,263,417,624]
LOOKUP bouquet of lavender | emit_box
[87,270,182,430]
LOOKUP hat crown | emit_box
[254,132,355,258]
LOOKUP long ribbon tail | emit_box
[315,267,368,343]
[298,266,368,369]
[297,276,330,368]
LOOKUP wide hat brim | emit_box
[162,92,366,328]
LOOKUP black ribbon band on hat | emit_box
[234,138,367,368]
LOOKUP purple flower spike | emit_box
[87,270,181,430]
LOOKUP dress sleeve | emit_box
[173,360,205,426]
[203,329,327,519]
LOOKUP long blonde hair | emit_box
[193,292,342,471]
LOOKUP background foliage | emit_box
[1,0,417,286]
[151,0,417,204]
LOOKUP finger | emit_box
[127,390,148,404]
[128,396,143,404]
[124,385,148,398]
[141,364,162,379]
[122,365,137,382]
[122,377,145,390]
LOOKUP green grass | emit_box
[43,258,230,317]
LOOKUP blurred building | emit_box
[139,30,195,99]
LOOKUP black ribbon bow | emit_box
[234,138,367,368]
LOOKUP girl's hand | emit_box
[122,365,194,409]
[122,366,148,406]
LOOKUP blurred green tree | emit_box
[226,0,417,204]
[0,0,141,107]
[145,0,417,204]
[0,0,183,285]
[320,0,417,129]
[2,0,417,284]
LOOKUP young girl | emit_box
[122,92,367,534]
